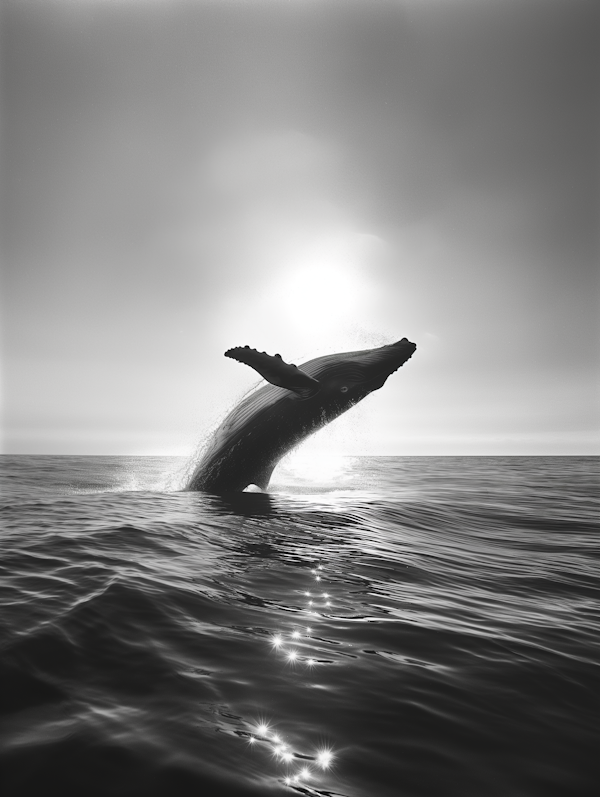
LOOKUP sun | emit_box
[265,230,381,342]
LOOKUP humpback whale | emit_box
[187,338,417,493]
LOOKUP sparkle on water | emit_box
[317,749,334,769]
[245,563,337,789]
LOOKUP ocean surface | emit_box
[1,455,598,796]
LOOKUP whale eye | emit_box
[340,386,349,393]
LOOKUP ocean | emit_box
[1,455,598,796]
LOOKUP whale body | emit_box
[187,338,416,493]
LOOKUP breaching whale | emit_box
[187,338,417,493]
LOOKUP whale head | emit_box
[301,337,417,416]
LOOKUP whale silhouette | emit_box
[187,338,417,492]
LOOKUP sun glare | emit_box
[264,231,382,342]
[279,449,350,485]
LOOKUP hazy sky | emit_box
[1,0,598,456]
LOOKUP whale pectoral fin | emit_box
[224,346,320,396]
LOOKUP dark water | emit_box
[1,455,598,796]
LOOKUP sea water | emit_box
[1,455,598,796]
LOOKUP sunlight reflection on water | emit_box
[271,450,357,493]
[239,559,342,792]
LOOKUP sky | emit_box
[1,0,598,456]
